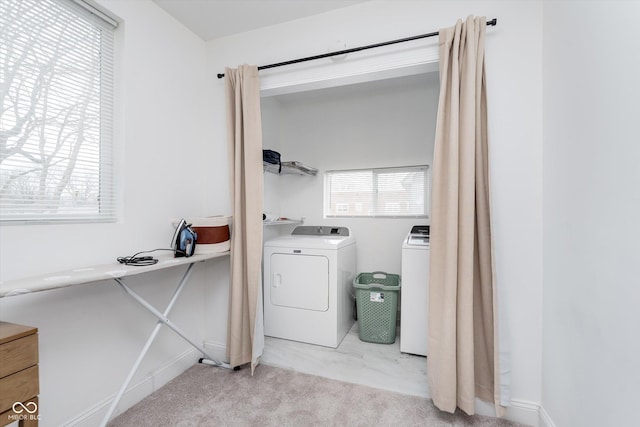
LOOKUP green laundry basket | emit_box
[353,271,401,344]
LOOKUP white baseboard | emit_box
[474,398,541,426]
[475,398,556,427]
[508,399,543,426]
[203,339,229,363]
[539,405,556,427]
[63,347,200,427]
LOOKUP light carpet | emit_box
[109,364,527,426]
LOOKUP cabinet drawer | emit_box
[0,365,39,413]
[0,333,38,379]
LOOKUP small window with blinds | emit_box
[0,0,117,223]
[324,166,429,218]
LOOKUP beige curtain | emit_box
[427,16,503,416]
[225,65,264,371]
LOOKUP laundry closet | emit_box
[260,71,440,350]
[262,72,439,269]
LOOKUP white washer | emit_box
[263,226,356,348]
[400,225,430,356]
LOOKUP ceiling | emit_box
[152,0,369,41]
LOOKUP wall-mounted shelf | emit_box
[263,218,304,226]
[263,161,318,176]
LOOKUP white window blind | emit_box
[324,166,429,218]
[0,0,117,223]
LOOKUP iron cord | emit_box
[117,248,184,266]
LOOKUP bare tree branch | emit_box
[1,0,105,215]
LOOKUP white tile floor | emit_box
[260,322,429,398]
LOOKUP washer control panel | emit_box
[407,225,430,246]
[410,225,430,236]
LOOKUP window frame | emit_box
[324,165,430,219]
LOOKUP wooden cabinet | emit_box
[0,322,39,427]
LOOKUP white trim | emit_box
[539,405,556,427]
[474,398,541,427]
[509,399,543,427]
[474,399,557,427]
[259,41,440,97]
[203,340,229,363]
[260,60,438,97]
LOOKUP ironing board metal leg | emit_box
[115,276,227,365]
[100,312,164,427]
[100,263,229,427]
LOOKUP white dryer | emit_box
[263,226,356,348]
[400,225,430,356]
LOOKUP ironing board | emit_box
[0,251,232,426]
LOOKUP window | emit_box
[324,166,429,218]
[0,0,117,223]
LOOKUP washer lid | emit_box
[409,225,429,236]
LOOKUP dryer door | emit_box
[270,253,329,311]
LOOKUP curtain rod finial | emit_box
[217,73,225,79]
[487,18,497,26]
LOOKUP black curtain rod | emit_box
[217,18,496,79]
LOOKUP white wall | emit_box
[262,72,438,275]
[0,1,230,425]
[208,1,544,423]
[0,0,549,424]
[542,2,640,426]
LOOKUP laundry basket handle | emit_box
[371,271,388,279]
